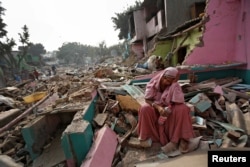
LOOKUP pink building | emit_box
[129,0,250,83]
[184,0,250,67]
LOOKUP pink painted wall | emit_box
[184,0,250,68]
[81,126,117,167]
[131,43,144,59]
[235,0,250,68]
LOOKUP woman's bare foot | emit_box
[179,139,189,153]
[179,136,203,153]
[161,142,178,154]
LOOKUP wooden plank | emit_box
[243,112,250,135]
[221,79,242,88]
[97,88,105,101]
[222,87,250,99]
[223,92,236,102]
[186,82,216,92]
[225,102,246,132]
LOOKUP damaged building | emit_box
[1,0,250,167]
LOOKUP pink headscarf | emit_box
[144,67,184,106]
[162,67,178,78]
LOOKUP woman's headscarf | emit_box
[144,67,184,105]
[162,67,178,78]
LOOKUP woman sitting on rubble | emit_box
[136,67,196,154]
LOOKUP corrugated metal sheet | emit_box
[122,85,145,99]
[122,84,146,106]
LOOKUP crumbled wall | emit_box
[151,28,203,66]
[183,0,244,65]
[151,41,172,58]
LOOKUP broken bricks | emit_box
[1,63,250,167]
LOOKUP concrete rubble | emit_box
[0,59,250,167]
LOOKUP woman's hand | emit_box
[147,100,169,116]
[153,104,166,116]
[158,106,165,116]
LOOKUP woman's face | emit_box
[160,76,175,88]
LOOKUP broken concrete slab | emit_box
[81,96,97,122]
[0,155,23,167]
[32,133,66,167]
[21,115,61,159]
[189,93,212,113]
[93,113,108,126]
[61,119,93,167]
[81,126,118,167]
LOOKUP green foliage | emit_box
[0,2,40,80]
[28,43,46,57]
[0,4,7,38]
[18,25,30,46]
[57,42,96,65]
[0,2,17,76]
[112,12,129,40]
[98,41,108,57]
[17,25,31,69]
[111,0,142,40]
[0,2,31,76]
[56,42,124,65]
[107,43,124,57]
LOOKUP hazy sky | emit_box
[1,0,139,51]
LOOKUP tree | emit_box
[57,42,113,66]
[107,43,124,57]
[98,41,108,57]
[28,43,46,57]
[0,4,32,74]
[17,25,31,70]
[0,3,7,38]
[0,2,16,77]
[111,1,142,40]
[57,42,82,64]
[27,43,46,66]
[0,2,36,85]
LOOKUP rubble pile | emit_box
[0,63,250,166]
[0,61,138,166]
[91,76,250,166]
